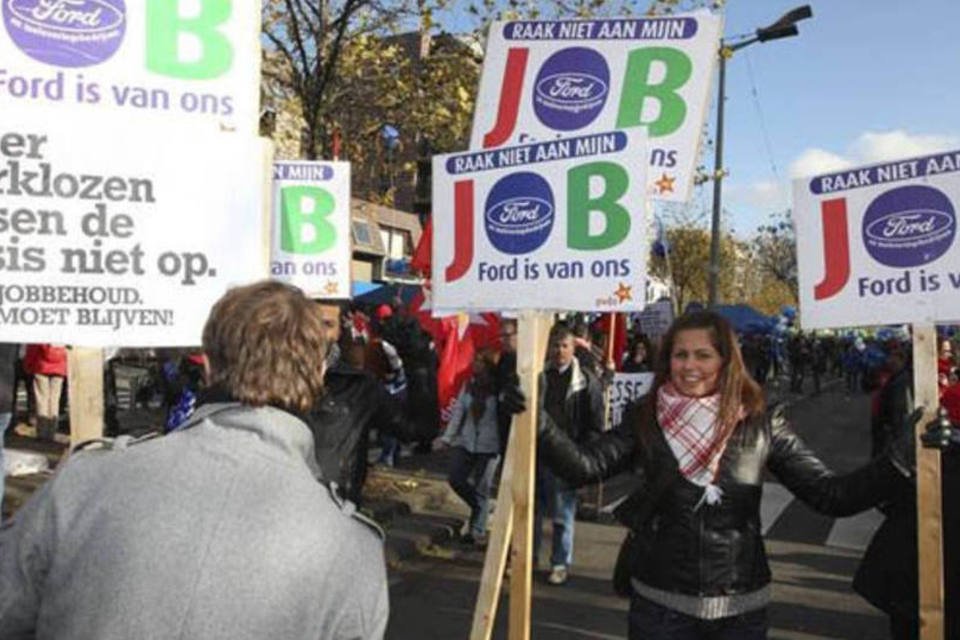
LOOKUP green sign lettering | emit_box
[567,162,630,250]
[616,47,692,137]
[281,186,337,254]
[146,0,233,79]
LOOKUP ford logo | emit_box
[861,185,956,268]
[533,47,610,131]
[10,0,123,33]
[865,209,953,244]
[535,73,608,107]
[486,197,554,233]
[484,172,555,255]
[4,0,126,67]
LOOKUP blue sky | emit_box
[719,0,960,235]
[434,0,960,237]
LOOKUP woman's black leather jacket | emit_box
[538,398,906,597]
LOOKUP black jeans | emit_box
[628,595,768,640]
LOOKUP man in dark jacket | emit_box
[309,302,426,506]
[855,362,960,639]
[534,323,604,586]
[495,318,519,455]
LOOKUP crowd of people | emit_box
[0,285,958,639]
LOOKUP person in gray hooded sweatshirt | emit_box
[0,280,389,640]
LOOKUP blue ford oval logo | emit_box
[861,185,955,267]
[535,73,609,107]
[533,47,609,131]
[4,0,126,67]
[484,173,555,255]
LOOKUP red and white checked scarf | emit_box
[656,383,734,487]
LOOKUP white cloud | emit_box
[789,129,960,179]
[729,129,958,236]
[788,148,853,179]
[849,130,960,164]
[725,179,789,212]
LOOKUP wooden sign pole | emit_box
[469,427,516,640]
[912,324,944,640]
[507,312,549,640]
[470,312,549,640]
[67,348,105,447]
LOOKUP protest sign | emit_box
[271,161,351,299]
[471,13,720,202]
[0,0,260,133]
[0,109,269,346]
[432,129,649,313]
[608,372,654,429]
[634,298,674,340]
[794,149,960,329]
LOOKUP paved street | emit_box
[1,376,897,639]
[384,380,894,639]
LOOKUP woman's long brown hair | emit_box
[652,311,766,433]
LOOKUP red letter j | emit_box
[814,198,850,301]
[482,48,529,149]
[444,181,474,283]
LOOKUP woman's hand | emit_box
[431,436,448,452]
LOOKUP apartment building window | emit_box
[380,226,412,259]
[352,220,373,245]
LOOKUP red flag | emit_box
[595,313,628,371]
[408,283,443,342]
[436,314,475,430]
[410,218,432,275]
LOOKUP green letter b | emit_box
[567,162,630,250]
[616,47,692,138]
[281,186,337,254]
[147,0,233,79]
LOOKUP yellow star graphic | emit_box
[654,173,675,194]
[614,282,632,303]
[324,281,339,295]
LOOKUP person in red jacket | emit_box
[23,344,67,441]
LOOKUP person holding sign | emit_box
[537,311,912,639]
[0,282,389,640]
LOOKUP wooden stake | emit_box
[67,347,104,448]
[469,427,517,640]
[912,324,944,640]
[507,312,549,640]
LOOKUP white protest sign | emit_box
[271,162,351,299]
[608,372,654,429]
[432,130,648,313]
[635,298,674,340]
[471,13,720,203]
[0,0,260,134]
[794,149,960,329]
[0,108,268,346]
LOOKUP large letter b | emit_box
[280,186,336,254]
[147,0,233,79]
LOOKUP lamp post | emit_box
[707,5,813,307]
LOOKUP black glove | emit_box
[920,407,960,451]
[499,373,527,416]
[889,407,924,477]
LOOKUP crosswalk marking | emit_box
[601,481,884,553]
[825,507,884,551]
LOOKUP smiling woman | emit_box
[536,310,912,640]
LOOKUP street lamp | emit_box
[707,5,813,307]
